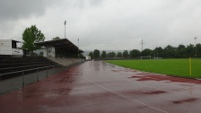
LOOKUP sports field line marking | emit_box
[83,76,169,113]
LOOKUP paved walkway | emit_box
[1,61,201,113]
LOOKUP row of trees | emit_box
[89,44,201,59]
[22,25,200,59]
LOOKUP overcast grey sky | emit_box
[0,0,201,50]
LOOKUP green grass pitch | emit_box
[106,59,201,79]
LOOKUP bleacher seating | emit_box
[47,57,81,66]
[0,57,60,79]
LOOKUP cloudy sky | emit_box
[0,0,201,50]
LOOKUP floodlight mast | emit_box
[140,38,144,51]
[194,37,197,57]
[64,21,67,38]
[78,38,79,49]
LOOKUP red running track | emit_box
[1,61,201,113]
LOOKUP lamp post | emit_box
[64,21,67,38]
[140,38,144,51]
[194,37,197,57]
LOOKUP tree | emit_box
[196,44,201,57]
[89,52,94,59]
[93,49,100,58]
[141,48,152,56]
[163,45,176,58]
[178,44,186,50]
[52,36,61,40]
[22,25,45,55]
[176,44,186,58]
[130,49,140,58]
[116,52,122,58]
[153,47,163,57]
[101,51,107,58]
[79,53,85,59]
[107,52,116,58]
[123,50,129,58]
[186,44,194,57]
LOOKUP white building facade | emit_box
[0,39,23,56]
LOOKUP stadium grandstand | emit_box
[0,38,83,91]
[34,38,83,66]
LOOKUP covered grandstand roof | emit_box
[35,38,83,53]
[0,39,21,43]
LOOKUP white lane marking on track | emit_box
[84,76,169,113]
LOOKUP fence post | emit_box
[53,65,55,75]
[46,66,48,77]
[22,71,24,87]
[57,65,60,73]
[37,68,39,81]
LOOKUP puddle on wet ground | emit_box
[129,74,201,85]
[143,90,166,95]
[111,69,139,73]
[122,90,167,96]
[173,98,199,104]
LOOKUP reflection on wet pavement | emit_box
[1,61,201,113]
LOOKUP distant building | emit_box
[85,56,91,60]
[0,39,23,56]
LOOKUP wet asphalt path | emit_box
[1,61,201,113]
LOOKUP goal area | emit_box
[140,56,151,59]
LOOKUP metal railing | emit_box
[0,64,66,95]
[0,60,84,95]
